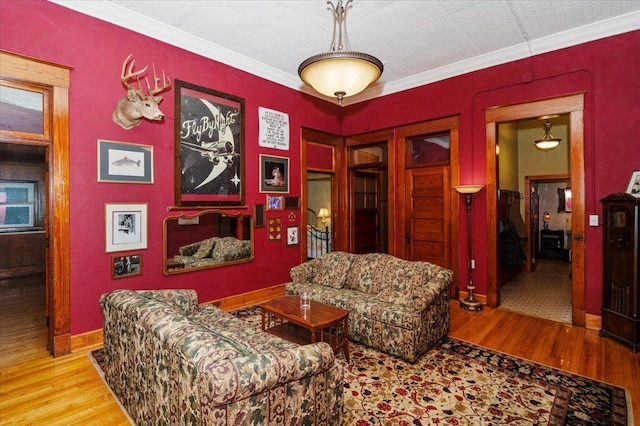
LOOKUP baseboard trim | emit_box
[585,313,602,331]
[71,284,287,353]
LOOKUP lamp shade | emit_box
[317,208,329,219]
[534,119,561,151]
[298,52,383,100]
[454,185,484,194]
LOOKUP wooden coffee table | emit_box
[260,296,349,361]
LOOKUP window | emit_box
[0,181,37,230]
[408,132,450,166]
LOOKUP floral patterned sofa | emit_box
[286,252,453,362]
[100,289,343,425]
[173,236,251,268]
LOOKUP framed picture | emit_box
[287,226,299,246]
[98,140,153,183]
[112,253,142,279]
[266,194,284,211]
[105,203,148,252]
[268,217,282,241]
[174,80,245,207]
[626,170,640,197]
[254,204,265,228]
[260,154,289,193]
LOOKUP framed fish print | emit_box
[174,80,245,207]
[98,140,154,183]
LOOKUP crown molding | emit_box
[50,1,640,107]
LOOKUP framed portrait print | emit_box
[98,140,153,183]
[175,80,245,207]
[626,170,640,197]
[266,194,284,211]
[112,253,142,279]
[287,226,299,246]
[105,203,148,252]
[260,154,289,193]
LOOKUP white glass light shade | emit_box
[454,185,484,194]
[299,52,383,100]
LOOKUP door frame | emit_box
[485,93,585,325]
[0,50,71,356]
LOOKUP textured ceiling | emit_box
[52,0,640,105]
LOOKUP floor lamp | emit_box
[454,184,484,311]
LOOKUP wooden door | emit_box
[404,167,450,268]
[353,171,379,253]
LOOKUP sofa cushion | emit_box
[344,253,391,294]
[211,237,251,262]
[310,251,354,289]
[192,237,217,259]
[375,258,428,307]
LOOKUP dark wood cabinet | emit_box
[600,193,640,352]
[539,229,565,260]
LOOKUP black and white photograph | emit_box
[105,203,148,252]
[626,170,640,197]
[112,253,142,279]
[175,80,245,206]
[287,226,299,246]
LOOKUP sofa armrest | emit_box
[290,259,316,283]
[193,342,337,405]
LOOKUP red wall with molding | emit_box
[0,0,342,335]
[1,0,639,335]
[343,31,640,315]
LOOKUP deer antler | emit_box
[145,63,171,96]
[120,53,147,92]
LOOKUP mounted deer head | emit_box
[112,54,171,129]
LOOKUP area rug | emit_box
[90,307,630,425]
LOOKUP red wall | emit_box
[1,1,639,335]
[0,0,342,334]
[343,31,640,315]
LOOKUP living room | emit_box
[1,1,639,424]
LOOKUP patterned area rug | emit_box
[90,307,630,425]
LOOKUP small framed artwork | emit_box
[266,194,284,211]
[105,203,148,252]
[260,154,289,193]
[112,253,142,279]
[287,226,299,246]
[268,217,282,241]
[98,140,153,183]
[626,170,640,197]
[254,204,265,228]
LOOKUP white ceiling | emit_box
[52,0,640,106]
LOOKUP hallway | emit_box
[499,259,572,324]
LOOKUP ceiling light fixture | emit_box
[298,0,383,104]
[534,119,561,151]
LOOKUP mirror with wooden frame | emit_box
[163,209,253,275]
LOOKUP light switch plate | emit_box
[589,215,599,226]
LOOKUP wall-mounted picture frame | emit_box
[287,226,299,246]
[626,170,640,197]
[260,154,289,193]
[268,217,282,241]
[98,139,154,184]
[112,253,142,279]
[266,194,284,211]
[254,203,265,228]
[105,203,148,252]
[174,80,245,207]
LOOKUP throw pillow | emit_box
[312,252,354,289]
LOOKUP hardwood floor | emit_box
[0,279,638,425]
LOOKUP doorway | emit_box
[485,94,586,326]
[0,51,71,356]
